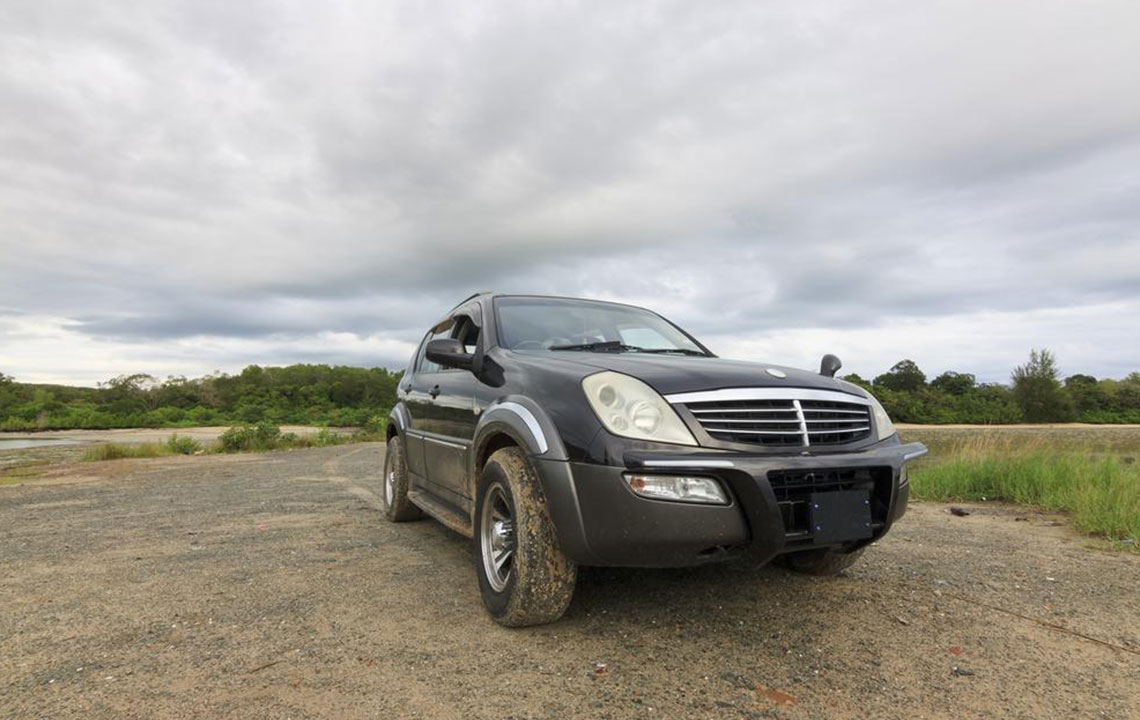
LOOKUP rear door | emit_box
[402,327,449,482]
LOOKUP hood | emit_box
[511,350,865,397]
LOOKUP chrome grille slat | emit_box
[690,408,799,414]
[706,428,810,435]
[678,388,873,448]
[701,418,803,425]
[807,426,869,435]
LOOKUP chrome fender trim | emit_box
[485,401,549,454]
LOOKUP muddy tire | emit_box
[381,436,422,522]
[474,447,576,627]
[781,547,864,576]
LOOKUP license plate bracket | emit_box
[809,490,872,544]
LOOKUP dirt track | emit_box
[2,444,1139,719]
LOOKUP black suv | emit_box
[383,293,927,626]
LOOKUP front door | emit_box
[419,311,481,505]
[419,370,477,503]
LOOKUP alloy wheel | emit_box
[480,482,515,592]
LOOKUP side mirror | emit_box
[426,338,474,370]
[820,353,842,378]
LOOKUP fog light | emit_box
[899,464,909,487]
[623,474,728,505]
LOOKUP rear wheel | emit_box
[474,447,576,627]
[781,547,864,576]
[381,436,422,522]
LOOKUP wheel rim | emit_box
[383,449,395,508]
[480,482,515,592]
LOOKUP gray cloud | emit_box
[2,0,1140,384]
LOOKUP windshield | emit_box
[494,297,708,355]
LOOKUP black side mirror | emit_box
[820,353,842,378]
[426,338,474,370]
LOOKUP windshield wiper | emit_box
[547,342,707,356]
[548,341,640,353]
[635,348,708,356]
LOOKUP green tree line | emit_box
[845,349,1140,424]
[0,364,403,431]
[2,349,1138,431]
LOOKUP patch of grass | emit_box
[82,442,174,461]
[0,465,43,485]
[910,436,1140,546]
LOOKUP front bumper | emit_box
[534,441,928,568]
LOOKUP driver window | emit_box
[418,322,453,374]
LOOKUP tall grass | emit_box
[910,436,1140,545]
[81,433,203,461]
[82,442,174,461]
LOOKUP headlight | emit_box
[867,393,896,440]
[583,371,697,445]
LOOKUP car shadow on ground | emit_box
[410,513,846,631]
[570,562,815,616]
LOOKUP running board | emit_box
[408,489,473,538]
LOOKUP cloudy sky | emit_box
[2,1,1138,386]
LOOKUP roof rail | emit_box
[451,291,494,309]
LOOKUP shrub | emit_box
[218,422,282,452]
[165,434,202,455]
[361,414,387,435]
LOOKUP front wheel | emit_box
[781,547,864,576]
[474,447,576,627]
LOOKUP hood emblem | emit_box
[766,368,787,379]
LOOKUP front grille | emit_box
[768,466,891,540]
[685,398,802,446]
[682,394,872,447]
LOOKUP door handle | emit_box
[428,384,441,399]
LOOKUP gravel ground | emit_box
[2,444,1138,719]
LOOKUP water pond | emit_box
[0,438,84,451]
